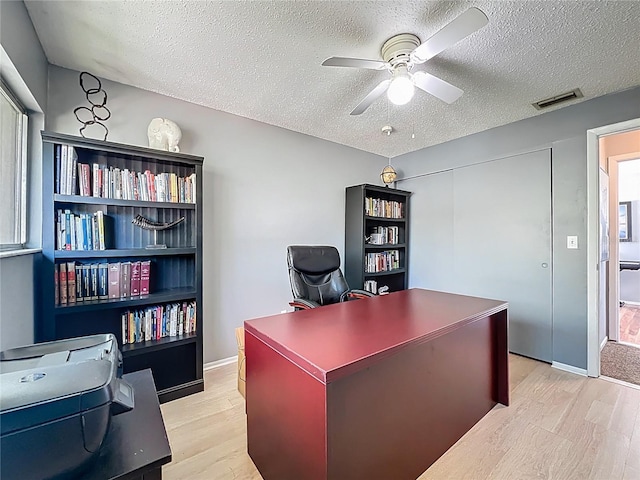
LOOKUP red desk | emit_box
[244,288,509,480]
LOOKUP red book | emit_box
[140,260,151,295]
[130,261,141,296]
[59,263,68,305]
[108,262,121,299]
[66,261,76,304]
[120,261,131,298]
[54,264,60,306]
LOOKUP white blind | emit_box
[0,85,27,246]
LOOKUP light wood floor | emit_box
[161,355,640,480]
[620,305,640,345]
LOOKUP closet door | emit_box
[452,150,552,361]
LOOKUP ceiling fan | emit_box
[322,7,489,115]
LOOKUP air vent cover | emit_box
[532,88,583,110]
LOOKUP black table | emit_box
[84,369,172,480]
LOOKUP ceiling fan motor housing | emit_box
[381,33,421,67]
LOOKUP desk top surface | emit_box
[244,288,507,383]
[86,369,172,480]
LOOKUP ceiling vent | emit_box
[532,88,583,110]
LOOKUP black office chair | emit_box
[287,245,374,310]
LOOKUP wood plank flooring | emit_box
[161,355,640,480]
[620,305,640,345]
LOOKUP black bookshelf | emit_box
[345,184,411,294]
[38,131,204,403]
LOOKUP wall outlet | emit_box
[567,235,578,249]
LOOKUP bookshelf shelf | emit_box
[363,268,407,277]
[364,216,406,223]
[345,184,411,294]
[38,131,204,403]
[54,248,196,259]
[364,243,406,250]
[54,194,196,209]
[121,333,198,357]
[53,287,197,313]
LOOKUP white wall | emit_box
[46,66,384,362]
[0,0,48,350]
[619,159,640,303]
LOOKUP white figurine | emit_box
[147,118,182,152]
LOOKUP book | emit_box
[130,261,141,296]
[98,263,109,300]
[90,263,99,300]
[54,263,60,306]
[59,263,68,305]
[140,260,151,295]
[81,264,91,300]
[55,145,61,194]
[120,262,131,298]
[66,262,76,304]
[108,262,121,299]
[69,146,78,195]
[75,264,83,302]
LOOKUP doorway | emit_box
[587,121,640,379]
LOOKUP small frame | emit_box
[619,201,632,242]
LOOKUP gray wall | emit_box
[395,86,640,370]
[0,0,48,350]
[46,66,384,362]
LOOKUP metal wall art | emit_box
[73,71,111,141]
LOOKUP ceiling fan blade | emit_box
[412,71,463,104]
[411,7,488,64]
[350,79,391,115]
[322,57,389,70]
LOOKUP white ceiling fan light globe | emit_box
[387,75,415,105]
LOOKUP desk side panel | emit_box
[327,315,502,480]
[245,331,327,480]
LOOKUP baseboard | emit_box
[552,361,588,377]
[204,355,237,371]
[600,375,640,391]
[600,336,609,351]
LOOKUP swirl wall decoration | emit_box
[73,72,111,141]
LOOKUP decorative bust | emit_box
[147,118,182,152]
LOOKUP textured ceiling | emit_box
[24,1,640,158]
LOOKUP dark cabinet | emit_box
[345,184,411,294]
[38,131,204,402]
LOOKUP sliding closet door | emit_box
[452,150,552,361]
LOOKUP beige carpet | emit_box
[601,341,640,386]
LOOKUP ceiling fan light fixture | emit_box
[387,67,415,106]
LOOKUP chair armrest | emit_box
[348,289,376,299]
[289,299,321,310]
[340,289,376,302]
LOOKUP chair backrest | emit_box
[287,245,350,306]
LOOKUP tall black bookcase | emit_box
[38,131,204,403]
[345,184,411,294]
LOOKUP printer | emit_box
[0,334,134,480]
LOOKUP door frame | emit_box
[607,153,640,342]
[586,118,640,377]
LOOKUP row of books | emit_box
[364,250,401,273]
[56,209,112,251]
[363,280,378,294]
[368,226,401,245]
[55,144,79,196]
[55,144,197,203]
[121,301,196,345]
[364,197,405,219]
[55,260,152,306]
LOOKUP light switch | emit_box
[567,236,578,249]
